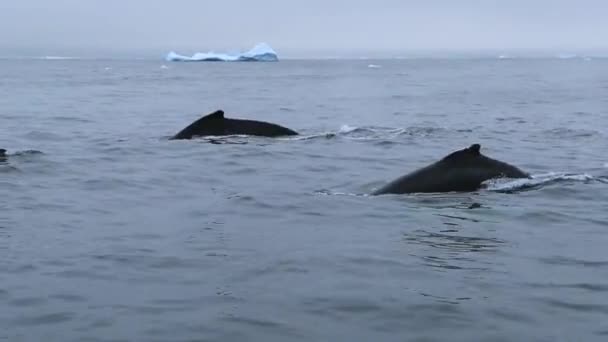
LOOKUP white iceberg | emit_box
[166,43,278,62]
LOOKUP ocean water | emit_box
[1,58,608,341]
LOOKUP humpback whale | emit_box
[0,149,43,160]
[373,144,529,195]
[170,110,298,140]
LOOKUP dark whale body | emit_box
[0,149,43,161]
[373,144,529,195]
[170,110,298,140]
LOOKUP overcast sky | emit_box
[0,0,606,57]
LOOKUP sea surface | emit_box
[1,57,608,341]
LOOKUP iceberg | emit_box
[166,43,278,62]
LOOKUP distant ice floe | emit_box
[494,53,600,61]
[556,53,595,61]
[40,56,80,60]
[166,43,278,62]
[367,64,382,68]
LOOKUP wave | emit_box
[166,43,278,62]
[484,172,602,193]
[0,164,20,173]
[9,150,44,157]
[286,124,447,141]
[541,128,601,139]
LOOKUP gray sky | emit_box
[1,0,606,57]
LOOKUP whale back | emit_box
[170,110,226,139]
[440,144,528,178]
[223,118,298,137]
[373,144,529,195]
[170,110,298,139]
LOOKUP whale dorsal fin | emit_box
[468,144,481,155]
[442,144,481,161]
[202,110,225,121]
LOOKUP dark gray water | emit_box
[1,58,608,341]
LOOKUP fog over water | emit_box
[1,0,607,57]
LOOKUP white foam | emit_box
[485,172,594,192]
[368,64,382,68]
[530,172,594,181]
[339,125,359,133]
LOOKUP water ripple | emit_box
[13,312,75,326]
[538,256,608,267]
[404,230,504,253]
[2,58,608,341]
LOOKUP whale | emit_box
[0,149,43,161]
[170,110,298,140]
[0,149,7,163]
[373,144,529,195]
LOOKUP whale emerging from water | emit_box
[0,149,43,160]
[170,110,298,140]
[373,144,529,195]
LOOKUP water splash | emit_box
[485,172,596,193]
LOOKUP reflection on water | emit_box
[405,230,505,253]
[403,229,505,273]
